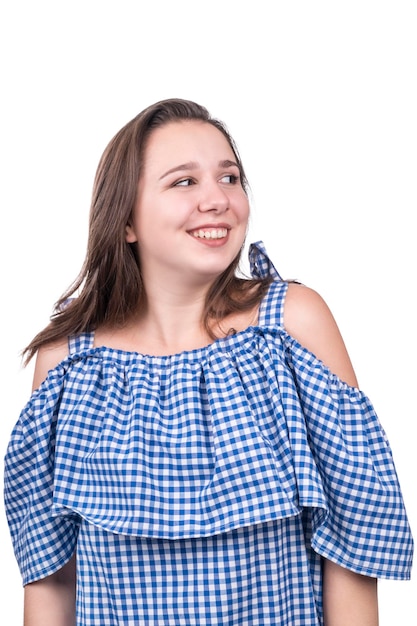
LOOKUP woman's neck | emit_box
[133,297,210,355]
[94,281,259,357]
[95,286,212,356]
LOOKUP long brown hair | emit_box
[23,98,272,364]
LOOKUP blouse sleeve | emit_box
[279,332,414,579]
[4,368,79,585]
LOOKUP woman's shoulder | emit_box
[32,338,69,391]
[284,283,334,332]
[283,283,358,387]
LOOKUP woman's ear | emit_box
[125,222,138,243]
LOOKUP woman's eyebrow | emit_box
[159,159,239,181]
[219,159,239,169]
[159,161,198,180]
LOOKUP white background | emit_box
[1,1,415,623]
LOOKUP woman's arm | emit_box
[323,560,378,626]
[23,339,75,625]
[24,554,76,626]
[284,283,379,624]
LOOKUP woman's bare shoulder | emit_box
[284,282,335,331]
[31,338,69,391]
[283,282,358,387]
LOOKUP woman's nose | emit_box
[198,183,229,213]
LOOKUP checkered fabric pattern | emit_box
[4,241,413,625]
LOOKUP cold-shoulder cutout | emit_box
[32,339,69,392]
[283,282,358,387]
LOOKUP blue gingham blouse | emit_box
[4,242,413,625]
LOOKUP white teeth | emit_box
[192,228,228,239]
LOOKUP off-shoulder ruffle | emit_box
[4,322,414,583]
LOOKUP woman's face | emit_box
[126,120,250,288]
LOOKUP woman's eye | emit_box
[220,174,239,184]
[174,178,194,187]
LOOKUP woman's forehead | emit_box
[142,120,235,171]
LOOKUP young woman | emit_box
[4,98,413,625]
